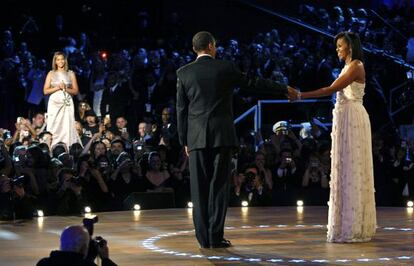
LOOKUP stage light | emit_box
[241,201,249,207]
[407,201,414,207]
[84,206,92,213]
[133,204,141,211]
[297,206,304,214]
[297,200,304,207]
[187,202,193,208]
[100,51,108,59]
[187,207,193,217]
[37,210,44,217]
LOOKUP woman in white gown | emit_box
[290,32,376,243]
[43,52,80,148]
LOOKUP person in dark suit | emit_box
[100,71,131,130]
[176,31,295,248]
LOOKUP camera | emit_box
[94,236,105,248]
[99,161,108,169]
[10,175,25,187]
[69,176,84,186]
[113,151,131,169]
[245,171,256,182]
[1,130,12,140]
[87,159,97,169]
[83,216,98,236]
[82,216,105,262]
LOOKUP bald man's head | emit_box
[60,225,90,257]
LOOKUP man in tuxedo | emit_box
[176,31,294,248]
[100,72,130,131]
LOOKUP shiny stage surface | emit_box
[1,207,414,265]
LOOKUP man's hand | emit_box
[287,86,300,101]
[96,237,109,259]
[13,185,25,198]
[184,146,189,157]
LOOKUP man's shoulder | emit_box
[176,61,196,76]
[36,257,50,266]
[177,59,234,75]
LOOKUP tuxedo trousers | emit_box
[188,147,233,247]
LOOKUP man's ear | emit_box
[192,46,197,53]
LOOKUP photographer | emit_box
[0,139,13,177]
[132,122,155,162]
[77,154,110,211]
[55,168,85,215]
[254,151,273,191]
[231,164,272,206]
[0,174,35,220]
[302,154,328,188]
[12,145,40,197]
[12,117,38,144]
[301,153,329,205]
[37,225,117,266]
[108,144,142,210]
[272,149,299,205]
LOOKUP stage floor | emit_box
[1,206,414,265]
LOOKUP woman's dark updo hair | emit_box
[334,31,364,62]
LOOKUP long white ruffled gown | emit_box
[327,64,377,243]
[46,70,79,148]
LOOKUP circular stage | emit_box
[1,207,413,265]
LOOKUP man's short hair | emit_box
[111,139,126,150]
[32,111,44,119]
[192,31,215,52]
[38,131,52,140]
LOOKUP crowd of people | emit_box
[0,2,414,220]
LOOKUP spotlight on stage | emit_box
[36,210,44,217]
[133,204,141,211]
[100,51,108,60]
[407,201,414,208]
[296,200,304,207]
[241,201,249,207]
[187,202,193,208]
[84,206,92,213]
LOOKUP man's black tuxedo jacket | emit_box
[176,56,287,152]
[100,81,130,121]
